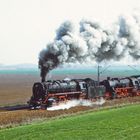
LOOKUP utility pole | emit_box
[97,64,110,86]
[97,64,100,86]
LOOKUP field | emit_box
[0,104,140,140]
[0,74,39,106]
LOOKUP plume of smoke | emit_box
[39,21,88,81]
[79,19,124,62]
[39,12,140,81]
[47,98,105,111]
[118,14,140,59]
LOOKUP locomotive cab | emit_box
[79,81,87,92]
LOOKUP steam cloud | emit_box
[47,98,105,111]
[39,12,140,81]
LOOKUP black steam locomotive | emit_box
[28,75,140,109]
[28,78,105,109]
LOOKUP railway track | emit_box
[0,104,29,111]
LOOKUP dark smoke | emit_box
[39,13,140,82]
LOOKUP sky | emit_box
[0,0,140,65]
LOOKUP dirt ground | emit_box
[0,74,40,106]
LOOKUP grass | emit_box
[0,104,140,140]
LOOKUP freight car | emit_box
[28,76,140,109]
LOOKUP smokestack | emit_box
[38,12,140,81]
[39,59,48,82]
[40,67,47,82]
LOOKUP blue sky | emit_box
[0,0,140,65]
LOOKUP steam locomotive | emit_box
[28,75,140,109]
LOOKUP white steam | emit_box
[47,98,105,111]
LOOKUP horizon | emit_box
[0,63,140,70]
